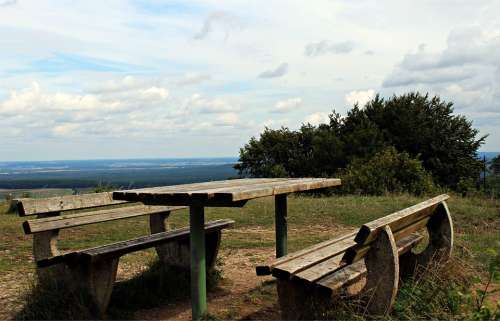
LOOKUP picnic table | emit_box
[113,177,341,319]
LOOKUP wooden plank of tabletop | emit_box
[113,178,288,200]
[181,178,340,201]
[212,178,341,201]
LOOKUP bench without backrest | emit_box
[16,192,234,316]
[257,194,453,319]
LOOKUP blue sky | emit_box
[1,0,499,161]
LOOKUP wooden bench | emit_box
[256,194,453,319]
[15,192,234,316]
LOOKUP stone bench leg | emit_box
[149,212,222,270]
[68,258,119,317]
[277,279,331,320]
[400,202,454,276]
[362,225,399,316]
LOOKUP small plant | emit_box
[93,181,115,193]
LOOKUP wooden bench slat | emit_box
[343,217,431,264]
[271,236,357,279]
[354,194,449,245]
[256,231,357,276]
[37,219,235,267]
[16,192,128,216]
[23,205,186,234]
[316,233,423,291]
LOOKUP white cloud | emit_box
[345,89,375,106]
[52,123,80,136]
[258,63,289,79]
[215,112,239,126]
[175,73,211,87]
[185,94,239,114]
[0,0,16,7]
[382,26,500,119]
[140,86,169,100]
[304,40,354,57]
[272,97,303,113]
[193,11,243,41]
[305,112,330,126]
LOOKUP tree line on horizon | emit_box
[235,92,490,195]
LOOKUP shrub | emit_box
[341,147,435,195]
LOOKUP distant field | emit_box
[0,158,238,189]
[0,194,497,320]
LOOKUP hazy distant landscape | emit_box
[0,158,238,192]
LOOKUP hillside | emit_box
[0,194,497,320]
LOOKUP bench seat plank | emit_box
[256,231,357,276]
[23,204,186,234]
[271,236,357,279]
[318,234,423,293]
[37,219,234,267]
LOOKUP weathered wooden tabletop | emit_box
[113,177,341,206]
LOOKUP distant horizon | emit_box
[1,152,498,163]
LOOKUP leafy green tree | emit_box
[491,155,500,175]
[357,93,486,188]
[236,92,486,191]
[341,147,435,195]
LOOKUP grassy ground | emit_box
[0,194,498,320]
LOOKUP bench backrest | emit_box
[15,192,127,216]
[16,192,187,235]
[342,194,450,263]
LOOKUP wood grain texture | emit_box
[256,231,357,276]
[354,194,449,245]
[113,178,341,205]
[271,236,357,279]
[36,219,234,267]
[16,192,129,216]
[23,205,186,234]
[316,233,423,291]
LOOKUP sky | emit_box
[0,0,499,161]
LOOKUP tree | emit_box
[349,93,487,187]
[236,92,487,191]
[491,155,500,175]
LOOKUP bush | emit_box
[341,147,436,195]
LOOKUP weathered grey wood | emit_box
[317,233,423,292]
[23,205,185,234]
[113,178,342,205]
[16,192,129,216]
[256,232,357,276]
[274,233,423,320]
[68,257,119,317]
[36,219,234,267]
[354,194,449,245]
[277,279,331,320]
[272,236,357,279]
[400,201,454,276]
[343,217,430,264]
[362,226,399,316]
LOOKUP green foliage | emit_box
[92,181,115,193]
[236,92,486,192]
[491,156,500,176]
[341,147,436,195]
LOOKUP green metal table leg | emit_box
[190,205,207,320]
[275,194,288,258]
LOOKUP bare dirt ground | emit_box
[135,248,280,321]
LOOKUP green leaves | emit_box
[236,92,486,193]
